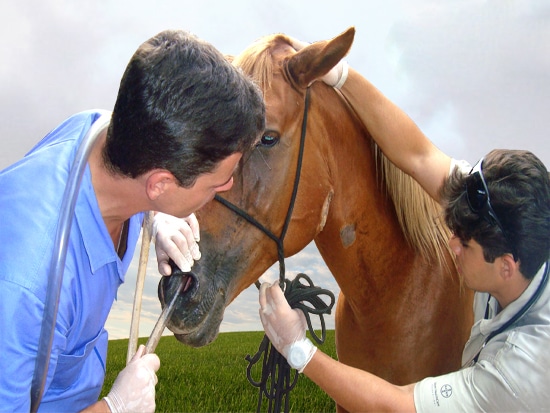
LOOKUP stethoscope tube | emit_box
[30,113,111,412]
[467,259,549,366]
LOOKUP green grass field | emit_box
[100,330,337,412]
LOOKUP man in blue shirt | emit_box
[0,30,265,412]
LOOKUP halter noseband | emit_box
[214,87,311,287]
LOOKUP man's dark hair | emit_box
[441,149,550,279]
[104,30,265,187]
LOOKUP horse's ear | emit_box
[285,27,355,89]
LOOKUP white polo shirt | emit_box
[413,160,550,412]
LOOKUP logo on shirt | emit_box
[440,384,453,398]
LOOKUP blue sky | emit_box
[1,0,548,340]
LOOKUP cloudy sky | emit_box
[1,0,548,341]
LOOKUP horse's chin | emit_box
[158,272,227,348]
[173,325,221,347]
[168,298,225,347]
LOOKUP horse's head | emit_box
[159,28,355,346]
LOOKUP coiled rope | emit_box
[215,87,335,412]
[245,274,335,413]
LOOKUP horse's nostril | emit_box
[159,268,198,308]
[167,260,197,292]
[182,273,193,292]
[168,259,185,276]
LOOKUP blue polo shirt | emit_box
[0,111,144,411]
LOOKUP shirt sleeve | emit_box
[413,359,530,412]
[0,279,53,411]
[449,158,471,176]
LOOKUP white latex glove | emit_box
[103,345,160,413]
[152,212,201,275]
[288,37,349,89]
[259,282,317,372]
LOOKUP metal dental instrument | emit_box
[144,274,185,354]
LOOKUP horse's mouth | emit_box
[158,270,198,309]
[157,267,226,347]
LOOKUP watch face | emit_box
[289,342,307,369]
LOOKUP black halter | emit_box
[214,87,334,413]
[214,88,311,285]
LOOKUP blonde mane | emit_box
[232,34,285,94]
[232,34,453,269]
[374,147,454,269]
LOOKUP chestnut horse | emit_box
[159,27,473,392]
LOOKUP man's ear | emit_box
[145,170,177,200]
[500,254,519,281]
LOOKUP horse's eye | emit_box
[258,133,279,148]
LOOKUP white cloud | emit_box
[387,0,550,164]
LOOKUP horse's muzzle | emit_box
[158,264,198,311]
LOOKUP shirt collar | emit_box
[75,165,122,275]
[480,262,549,335]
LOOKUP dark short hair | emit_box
[441,149,550,279]
[104,30,265,187]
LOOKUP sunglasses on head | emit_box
[465,158,517,261]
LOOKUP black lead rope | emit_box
[214,88,335,413]
[245,274,335,413]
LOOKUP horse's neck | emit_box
[313,98,419,282]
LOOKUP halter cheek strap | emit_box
[214,87,311,285]
[214,88,335,413]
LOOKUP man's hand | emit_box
[259,282,316,372]
[103,345,160,413]
[153,212,201,275]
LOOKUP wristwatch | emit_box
[287,338,316,372]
